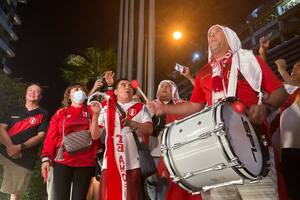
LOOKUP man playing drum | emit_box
[148,25,288,200]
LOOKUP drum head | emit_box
[222,104,263,176]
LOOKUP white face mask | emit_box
[71,90,86,104]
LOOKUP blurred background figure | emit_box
[147,80,201,200]
[276,59,300,200]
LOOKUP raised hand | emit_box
[147,101,163,116]
[89,79,104,96]
[90,101,102,115]
[104,71,115,86]
[275,59,287,72]
[259,36,270,50]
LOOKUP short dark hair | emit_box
[113,78,130,89]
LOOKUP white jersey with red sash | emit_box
[98,100,152,200]
[99,101,152,170]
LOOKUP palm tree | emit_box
[61,47,117,86]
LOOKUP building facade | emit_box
[0,0,24,74]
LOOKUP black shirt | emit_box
[0,106,48,170]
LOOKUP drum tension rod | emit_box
[228,157,242,168]
[173,161,239,183]
[202,179,244,191]
[160,144,167,152]
[169,124,226,150]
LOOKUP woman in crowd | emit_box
[41,84,97,200]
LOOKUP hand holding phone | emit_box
[175,63,186,73]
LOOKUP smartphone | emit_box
[175,63,186,73]
[97,76,104,83]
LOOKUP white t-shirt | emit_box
[280,102,300,149]
[98,101,152,170]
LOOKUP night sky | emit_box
[8,0,267,115]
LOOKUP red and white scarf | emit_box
[105,95,127,200]
[209,51,233,103]
[208,24,264,104]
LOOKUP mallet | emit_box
[131,80,149,103]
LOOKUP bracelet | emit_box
[41,157,51,163]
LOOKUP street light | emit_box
[172,30,183,40]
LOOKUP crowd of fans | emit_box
[0,24,299,200]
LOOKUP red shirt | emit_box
[41,105,97,167]
[190,56,283,107]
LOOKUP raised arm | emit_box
[89,79,104,96]
[275,59,294,85]
[181,67,195,86]
[89,103,104,140]
[258,37,270,62]
[148,101,205,117]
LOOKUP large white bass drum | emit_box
[161,101,269,194]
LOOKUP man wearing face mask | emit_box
[41,84,98,200]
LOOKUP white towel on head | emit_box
[208,25,263,102]
[156,80,181,104]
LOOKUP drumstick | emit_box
[232,101,245,114]
[131,80,149,103]
[232,101,252,118]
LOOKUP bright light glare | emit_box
[172,31,183,40]
[192,52,202,62]
[193,53,200,59]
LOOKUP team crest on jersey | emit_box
[128,108,137,117]
[29,117,37,124]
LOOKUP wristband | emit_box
[41,157,51,163]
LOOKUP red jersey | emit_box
[190,56,282,107]
[41,105,97,167]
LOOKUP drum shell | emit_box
[161,103,266,193]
